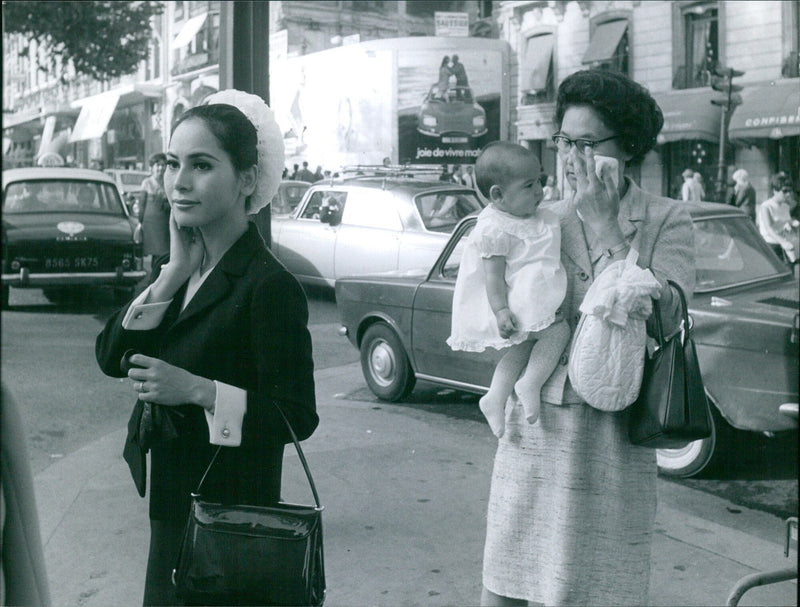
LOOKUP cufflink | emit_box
[221,427,231,438]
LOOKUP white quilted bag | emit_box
[568,250,662,411]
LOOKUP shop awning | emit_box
[173,13,208,48]
[653,89,722,143]
[522,33,554,92]
[69,91,120,142]
[728,78,800,140]
[582,20,628,64]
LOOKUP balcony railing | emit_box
[171,48,219,77]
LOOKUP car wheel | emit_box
[42,287,74,304]
[360,323,416,402]
[114,286,135,306]
[656,404,729,478]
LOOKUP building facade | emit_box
[499,0,799,202]
[3,0,797,204]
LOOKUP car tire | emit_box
[656,403,730,478]
[360,323,416,402]
[113,286,135,306]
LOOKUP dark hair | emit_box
[770,171,793,192]
[474,141,538,199]
[148,152,166,166]
[555,69,663,165]
[171,103,258,173]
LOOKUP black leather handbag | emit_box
[172,404,325,606]
[628,280,712,448]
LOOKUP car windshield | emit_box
[415,190,483,232]
[3,180,125,215]
[694,215,789,292]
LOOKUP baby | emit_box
[447,142,570,437]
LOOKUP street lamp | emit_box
[710,65,744,202]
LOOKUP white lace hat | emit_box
[204,89,285,214]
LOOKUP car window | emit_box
[440,223,475,280]
[341,189,402,230]
[694,216,788,292]
[415,191,482,232]
[3,180,124,215]
[300,190,347,220]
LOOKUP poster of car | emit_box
[398,46,504,165]
[270,38,509,170]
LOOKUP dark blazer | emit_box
[96,223,317,520]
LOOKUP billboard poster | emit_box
[398,46,503,165]
[270,38,508,171]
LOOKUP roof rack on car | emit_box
[336,164,442,189]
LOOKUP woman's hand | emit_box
[149,213,205,301]
[571,147,623,237]
[126,353,215,411]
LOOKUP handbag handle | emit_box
[652,279,690,347]
[195,402,322,509]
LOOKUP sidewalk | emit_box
[35,363,797,607]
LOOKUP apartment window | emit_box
[174,1,184,20]
[521,33,555,104]
[673,2,719,89]
[782,0,799,77]
[583,17,630,76]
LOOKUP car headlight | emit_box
[473,116,485,127]
[422,115,438,127]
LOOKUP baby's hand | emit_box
[496,308,517,339]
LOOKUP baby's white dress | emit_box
[447,204,567,352]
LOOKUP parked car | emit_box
[271,175,484,288]
[416,85,488,143]
[336,202,799,478]
[2,167,146,306]
[104,168,149,217]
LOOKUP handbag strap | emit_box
[652,279,690,347]
[195,402,322,509]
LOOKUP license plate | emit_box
[442,136,468,143]
[45,257,100,270]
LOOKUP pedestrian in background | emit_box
[731,168,756,222]
[542,174,560,201]
[462,165,475,189]
[680,168,698,201]
[480,69,695,606]
[758,172,799,263]
[139,153,171,268]
[96,90,318,606]
[693,171,706,201]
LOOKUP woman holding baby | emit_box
[480,70,696,605]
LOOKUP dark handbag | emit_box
[172,404,325,606]
[628,280,712,448]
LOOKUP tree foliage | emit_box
[3,1,164,82]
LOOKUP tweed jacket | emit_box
[96,224,318,520]
[542,178,695,405]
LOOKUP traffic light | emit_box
[710,65,744,111]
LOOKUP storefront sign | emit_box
[435,12,469,37]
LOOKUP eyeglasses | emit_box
[551,133,618,152]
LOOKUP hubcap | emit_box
[369,340,396,387]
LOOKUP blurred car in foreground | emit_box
[336,202,799,478]
[104,168,149,217]
[416,85,488,143]
[2,167,146,306]
[271,172,484,288]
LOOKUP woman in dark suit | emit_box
[96,91,317,606]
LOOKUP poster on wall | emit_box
[270,38,507,171]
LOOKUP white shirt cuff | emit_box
[121,286,173,330]
[204,380,246,446]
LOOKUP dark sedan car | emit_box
[2,167,146,306]
[337,202,799,478]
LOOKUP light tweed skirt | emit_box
[482,398,657,606]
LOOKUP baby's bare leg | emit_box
[480,341,535,438]
[515,320,571,424]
